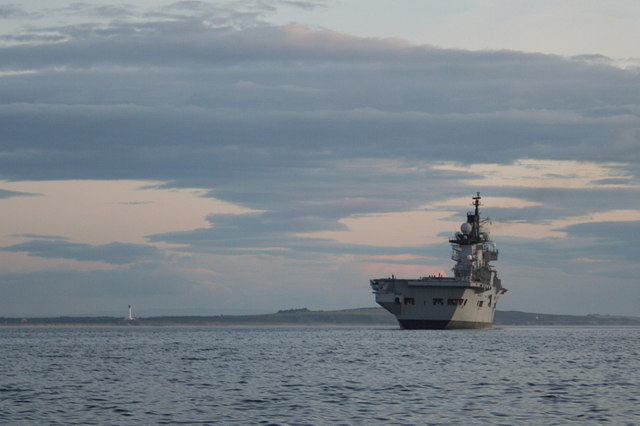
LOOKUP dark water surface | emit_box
[1,326,638,424]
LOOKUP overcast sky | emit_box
[1,0,639,317]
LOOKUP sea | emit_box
[1,326,638,425]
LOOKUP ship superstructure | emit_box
[370,193,506,329]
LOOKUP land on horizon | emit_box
[2,308,639,327]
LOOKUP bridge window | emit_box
[404,297,415,305]
[433,298,444,305]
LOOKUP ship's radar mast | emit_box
[471,192,481,241]
[451,192,486,245]
[473,192,481,215]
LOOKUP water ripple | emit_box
[0,326,638,424]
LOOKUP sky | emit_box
[0,1,639,317]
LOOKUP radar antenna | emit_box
[472,192,481,216]
[472,192,482,241]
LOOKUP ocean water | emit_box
[1,326,638,425]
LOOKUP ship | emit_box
[370,193,506,329]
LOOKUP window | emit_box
[447,298,467,306]
[477,300,484,307]
[433,298,444,306]
[404,297,415,305]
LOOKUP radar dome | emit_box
[460,222,473,234]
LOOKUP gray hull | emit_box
[398,319,492,330]
[372,278,501,330]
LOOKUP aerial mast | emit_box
[472,192,481,241]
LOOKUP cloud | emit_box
[3,240,166,265]
[148,211,421,258]
[0,188,40,198]
[10,234,69,240]
[557,220,640,263]
[0,180,255,248]
[433,159,640,189]
[0,5,34,19]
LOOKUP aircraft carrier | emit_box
[370,193,506,329]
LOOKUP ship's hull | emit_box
[397,319,491,330]
[371,278,501,330]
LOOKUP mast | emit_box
[472,192,481,242]
[449,193,485,245]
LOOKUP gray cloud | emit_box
[0,5,35,19]
[3,240,166,265]
[557,221,640,264]
[0,188,40,199]
[10,234,69,240]
[148,210,432,258]
[1,16,635,191]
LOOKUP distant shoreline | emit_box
[2,308,640,327]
